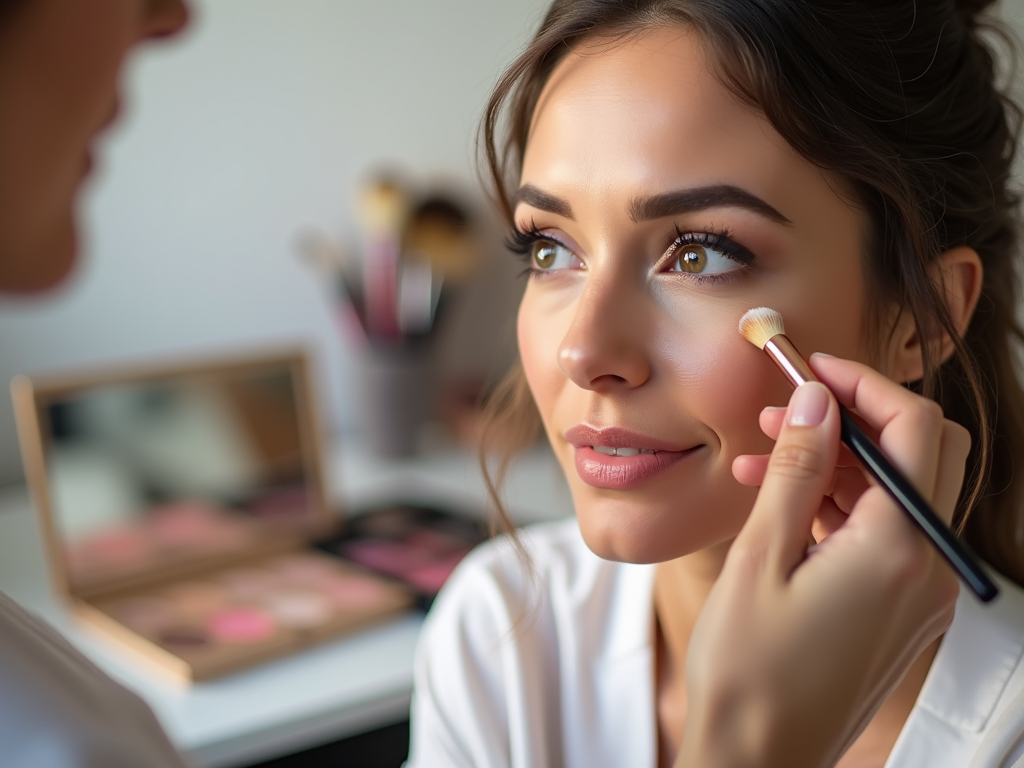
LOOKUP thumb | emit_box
[734,381,842,575]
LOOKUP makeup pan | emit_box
[208,608,276,643]
[321,504,487,608]
[13,351,416,682]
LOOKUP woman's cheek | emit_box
[655,296,789,460]
[704,346,791,461]
[517,289,566,426]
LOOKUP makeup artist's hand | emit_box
[675,355,967,768]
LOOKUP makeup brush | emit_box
[295,230,367,342]
[403,196,479,285]
[356,177,408,339]
[738,306,998,603]
[403,195,481,330]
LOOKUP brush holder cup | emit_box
[357,341,435,458]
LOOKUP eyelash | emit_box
[506,222,755,282]
[663,225,754,285]
[506,223,563,279]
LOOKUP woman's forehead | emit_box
[520,28,844,229]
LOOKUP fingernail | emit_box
[810,352,835,360]
[789,382,829,426]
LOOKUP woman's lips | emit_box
[564,425,702,490]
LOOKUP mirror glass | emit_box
[41,363,319,592]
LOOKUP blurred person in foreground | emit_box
[0,2,192,766]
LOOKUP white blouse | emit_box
[406,519,1024,768]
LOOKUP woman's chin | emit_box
[568,478,754,564]
[575,503,741,565]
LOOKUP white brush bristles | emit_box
[738,307,786,349]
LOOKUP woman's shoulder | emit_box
[422,517,655,653]
[892,571,1024,767]
[430,519,620,620]
[933,570,1024,715]
[408,520,657,768]
[453,518,606,589]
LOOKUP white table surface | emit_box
[0,435,573,767]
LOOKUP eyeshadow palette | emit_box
[13,350,416,682]
[319,504,488,608]
[85,550,412,679]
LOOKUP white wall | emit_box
[0,0,550,485]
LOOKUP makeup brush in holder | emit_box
[351,181,482,457]
[357,178,408,341]
[299,179,482,458]
[295,230,367,345]
[404,196,479,282]
[351,176,422,457]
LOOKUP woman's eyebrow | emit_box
[512,182,790,225]
[628,185,792,225]
[512,182,792,226]
[512,185,575,219]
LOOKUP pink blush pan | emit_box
[341,539,428,575]
[79,526,151,565]
[218,568,279,599]
[149,502,223,545]
[402,552,468,594]
[320,574,394,610]
[208,607,276,643]
[164,581,228,617]
[261,589,334,629]
[270,554,341,585]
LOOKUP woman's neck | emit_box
[654,541,732,671]
[653,545,729,768]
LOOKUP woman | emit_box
[407,1,1024,766]
[0,1,965,766]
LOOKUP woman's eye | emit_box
[664,242,740,277]
[532,239,579,271]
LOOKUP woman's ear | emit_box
[886,246,983,383]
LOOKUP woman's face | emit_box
[0,0,188,293]
[516,27,889,564]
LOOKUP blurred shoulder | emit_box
[457,517,603,583]
[898,572,1024,767]
[424,518,604,631]
[420,517,655,666]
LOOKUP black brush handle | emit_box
[839,407,998,603]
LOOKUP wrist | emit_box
[674,693,826,768]
[673,695,764,768]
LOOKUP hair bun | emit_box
[955,0,997,27]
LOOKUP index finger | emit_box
[734,381,842,576]
[760,406,862,467]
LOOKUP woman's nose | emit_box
[139,0,190,40]
[557,277,652,392]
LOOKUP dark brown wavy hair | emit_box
[477,0,1024,585]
